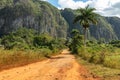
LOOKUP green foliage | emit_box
[104,55,120,69]
[109,40,120,48]
[33,33,66,53]
[50,38,66,52]
[77,56,120,80]
[73,5,99,46]
[77,41,120,69]
[69,29,83,53]
[33,33,53,48]
[14,0,40,16]
[1,27,35,49]
[69,33,120,69]
[78,45,106,64]
[74,5,99,27]
[1,27,66,51]
[0,0,13,8]
[1,34,28,49]
[0,0,41,19]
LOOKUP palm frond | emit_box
[85,5,89,10]
[74,5,99,27]
[73,15,82,24]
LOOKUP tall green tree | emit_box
[74,5,99,47]
[69,29,83,53]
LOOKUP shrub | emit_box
[69,29,83,53]
[109,40,120,48]
[1,27,35,49]
[77,42,120,69]
[103,55,120,69]
[33,33,53,48]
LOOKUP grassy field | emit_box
[77,56,120,80]
[77,44,120,69]
[0,48,61,71]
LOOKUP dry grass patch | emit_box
[0,48,60,71]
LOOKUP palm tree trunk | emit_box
[84,28,87,47]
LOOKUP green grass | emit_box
[103,55,120,69]
[77,45,120,69]
[75,44,120,79]
[76,56,120,80]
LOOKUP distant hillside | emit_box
[61,8,119,41]
[0,0,68,38]
[106,17,120,39]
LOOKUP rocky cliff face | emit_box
[0,0,120,41]
[0,0,68,38]
[106,17,120,39]
[61,8,118,41]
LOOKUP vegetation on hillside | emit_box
[0,0,68,38]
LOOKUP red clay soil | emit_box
[0,50,101,80]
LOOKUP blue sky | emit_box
[47,0,60,7]
[44,0,120,17]
[47,0,88,8]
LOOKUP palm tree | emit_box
[74,5,99,47]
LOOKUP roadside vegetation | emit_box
[77,57,120,80]
[0,27,66,71]
[67,5,120,79]
[68,29,120,79]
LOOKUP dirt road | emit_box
[0,50,100,80]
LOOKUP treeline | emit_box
[1,27,65,50]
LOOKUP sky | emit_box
[42,0,120,18]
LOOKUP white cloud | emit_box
[58,0,120,17]
[58,0,92,9]
[41,0,47,1]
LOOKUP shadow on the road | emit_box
[51,56,65,59]
[46,56,65,59]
